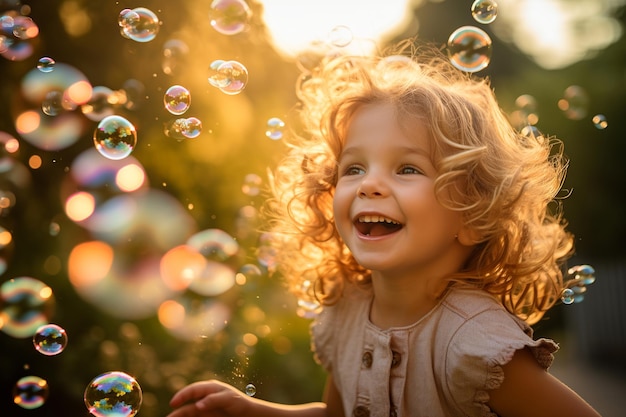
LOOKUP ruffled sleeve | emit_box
[444,308,559,417]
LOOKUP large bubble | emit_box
[119,7,159,43]
[208,0,251,35]
[93,115,137,160]
[84,371,142,417]
[0,276,54,338]
[447,26,492,72]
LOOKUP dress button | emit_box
[362,351,373,368]
[391,350,401,368]
[353,405,370,417]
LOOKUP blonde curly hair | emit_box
[265,42,574,324]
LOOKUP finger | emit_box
[170,380,224,407]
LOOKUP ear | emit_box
[457,224,481,247]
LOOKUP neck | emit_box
[369,271,448,329]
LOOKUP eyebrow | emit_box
[339,145,431,159]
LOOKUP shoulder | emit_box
[438,288,559,416]
[309,284,371,370]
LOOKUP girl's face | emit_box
[333,103,469,278]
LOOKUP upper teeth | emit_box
[358,215,399,224]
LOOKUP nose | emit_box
[357,174,387,199]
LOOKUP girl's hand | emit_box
[167,380,254,417]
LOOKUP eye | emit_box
[343,165,365,176]
[398,165,422,175]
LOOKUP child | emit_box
[166,43,601,417]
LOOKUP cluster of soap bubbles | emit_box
[561,265,596,305]
[2,276,142,415]
[163,85,203,139]
[446,0,498,73]
[207,59,249,95]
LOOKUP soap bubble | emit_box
[447,26,492,72]
[163,85,191,115]
[119,7,159,43]
[208,0,251,35]
[328,25,353,47]
[37,56,55,72]
[245,383,256,396]
[33,323,68,356]
[592,114,608,129]
[265,117,285,140]
[216,60,248,95]
[207,59,228,87]
[515,94,539,125]
[93,115,137,160]
[13,376,49,409]
[0,277,54,338]
[41,90,64,116]
[558,85,589,120]
[187,228,239,262]
[182,117,202,138]
[471,0,498,24]
[84,371,142,417]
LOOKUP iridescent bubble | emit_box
[471,0,498,24]
[560,288,575,305]
[181,116,202,138]
[265,117,285,140]
[163,85,191,115]
[81,86,117,122]
[93,115,137,160]
[558,85,589,120]
[328,25,353,47]
[216,60,248,95]
[208,0,251,36]
[242,173,262,196]
[245,383,256,397]
[119,7,159,43]
[33,323,68,355]
[158,295,230,340]
[0,15,38,61]
[37,56,55,72]
[0,277,54,338]
[188,260,236,297]
[567,264,596,286]
[592,114,608,129]
[84,371,142,417]
[164,118,187,140]
[447,26,492,72]
[13,376,49,409]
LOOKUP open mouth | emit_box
[355,215,403,237]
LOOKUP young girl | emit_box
[166,44,601,417]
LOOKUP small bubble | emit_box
[182,117,202,138]
[41,90,64,116]
[245,383,256,397]
[93,115,137,160]
[515,94,539,125]
[13,376,49,409]
[447,26,492,72]
[33,323,68,356]
[328,25,353,47]
[592,114,607,130]
[84,371,142,417]
[265,117,285,140]
[163,85,191,115]
[37,56,55,72]
[561,288,575,305]
[208,0,251,36]
[558,85,588,120]
[471,0,498,24]
[215,60,248,95]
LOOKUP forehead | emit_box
[343,102,431,152]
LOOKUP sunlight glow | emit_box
[259,0,418,57]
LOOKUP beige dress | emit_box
[310,286,558,417]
